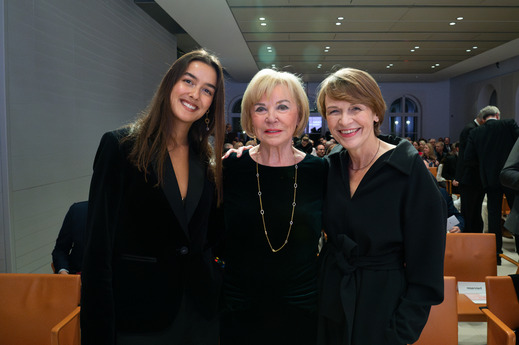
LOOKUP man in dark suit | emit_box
[454,111,486,233]
[51,201,88,274]
[500,138,519,255]
[465,106,519,262]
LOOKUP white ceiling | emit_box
[153,0,519,83]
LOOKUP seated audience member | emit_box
[441,142,460,193]
[51,201,88,274]
[412,141,422,156]
[440,186,464,233]
[315,144,326,158]
[435,141,447,163]
[444,137,452,152]
[423,143,439,167]
[295,134,314,154]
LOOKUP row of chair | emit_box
[1,233,517,345]
[412,232,519,345]
[0,273,81,345]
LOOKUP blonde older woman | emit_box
[220,69,325,345]
[316,68,446,345]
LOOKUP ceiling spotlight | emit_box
[466,49,471,52]
[325,46,330,49]
[324,49,329,53]
[389,63,393,66]
[410,49,415,52]
[338,17,344,20]
[457,17,464,20]
[259,17,265,21]
[261,23,267,26]
[436,63,440,66]
[336,22,342,26]
[387,66,390,69]
[450,22,456,26]
[415,46,420,49]
[473,46,478,49]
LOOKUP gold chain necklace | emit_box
[350,139,381,171]
[255,161,298,253]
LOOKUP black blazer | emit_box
[501,138,519,234]
[455,120,480,185]
[80,129,224,345]
[51,201,88,274]
[465,119,519,189]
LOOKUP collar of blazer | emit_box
[161,149,206,239]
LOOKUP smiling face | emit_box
[251,84,299,149]
[169,61,217,128]
[324,95,378,152]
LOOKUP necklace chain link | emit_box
[256,162,298,253]
[350,139,381,171]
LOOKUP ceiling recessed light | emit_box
[473,46,478,49]
[336,22,342,26]
[410,49,415,52]
[389,63,393,66]
[259,17,265,21]
[325,46,330,49]
[338,17,344,20]
[431,66,436,68]
[436,63,440,66]
[261,23,267,26]
[324,49,329,52]
[450,22,456,26]
[457,17,464,20]
[466,49,471,52]
[415,46,420,49]
[387,66,390,69]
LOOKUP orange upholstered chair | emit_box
[0,273,81,345]
[411,276,458,345]
[443,233,497,322]
[482,275,519,345]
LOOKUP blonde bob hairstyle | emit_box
[316,67,387,136]
[241,69,310,138]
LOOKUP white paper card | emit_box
[446,215,459,232]
[458,281,486,304]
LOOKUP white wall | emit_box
[1,0,177,273]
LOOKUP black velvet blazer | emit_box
[80,129,224,345]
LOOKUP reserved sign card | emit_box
[458,281,486,304]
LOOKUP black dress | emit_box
[318,136,446,345]
[221,151,325,345]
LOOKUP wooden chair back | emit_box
[483,275,519,345]
[443,233,497,322]
[0,273,81,345]
[412,276,458,345]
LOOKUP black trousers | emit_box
[460,183,485,233]
[486,185,516,255]
[116,294,219,345]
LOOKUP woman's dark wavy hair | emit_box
[125,49,225,204]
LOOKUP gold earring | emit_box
[205,111,210,131]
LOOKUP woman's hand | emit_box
[222,145,253,159]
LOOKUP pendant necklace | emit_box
[255,157,298,253]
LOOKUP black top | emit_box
[319,136,446,345]
[222,151,325,312]
[52,201,88,274]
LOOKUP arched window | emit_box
[489,90,497,106]
[389,96,421,140]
